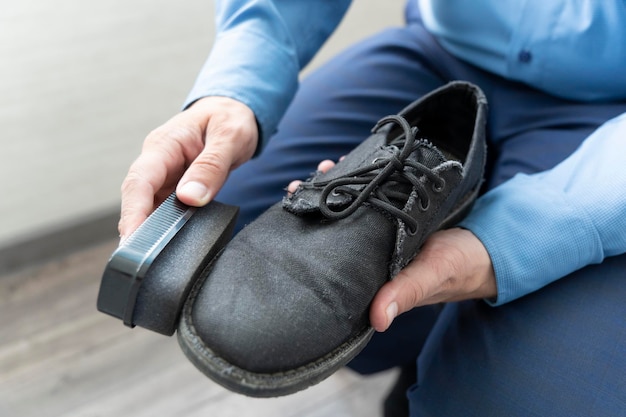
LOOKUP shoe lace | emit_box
[313,115,445,234]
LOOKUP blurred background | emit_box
[0,0,403,271]
[0,1,407,416]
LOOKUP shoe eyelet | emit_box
[432,178,446,193]
[372,157,385,164]
[331,189,342,197]
[407,224,418,236]
[419,199,430,212]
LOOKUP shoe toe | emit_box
[186,203,394,374]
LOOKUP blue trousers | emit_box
[216,5,626,416]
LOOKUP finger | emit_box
[177,114,257,206]
[176,149,225,206]
[119,151,171,239]
[287,180,302,195]
[286,159,338,196]
[369,229,496,332]
[370,261,434,332]
[317,159,336,173]
[119,111,203,239]
[369,231,455,332]
[176,136,248,206]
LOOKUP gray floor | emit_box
[0,240,397,417]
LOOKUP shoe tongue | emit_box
[410,139,448,169]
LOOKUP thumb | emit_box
[176,147,229,207]
[369,262,433,332]
[176,100,258,206]
[369,228,496,332]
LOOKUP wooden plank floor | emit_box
[0,240,396,417]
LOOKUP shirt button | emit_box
[518,50,532,63]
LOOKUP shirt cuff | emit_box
[458,174,604,306]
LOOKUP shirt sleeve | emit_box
[458,112,626,305]
[183,0,352,149]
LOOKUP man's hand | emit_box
[118,96,258,240]
[369,227,496,332]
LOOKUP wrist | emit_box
[453,228,497,300]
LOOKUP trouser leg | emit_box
[402,14,626,413]
[409,254,626,417]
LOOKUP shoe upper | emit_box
[183,81,487,375]
[284,81,487,276]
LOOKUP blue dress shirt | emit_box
[419,0,626,102]
[184,0,626,305]
[458,113,626,304]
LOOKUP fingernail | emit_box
[179,181,210,204]
[385,302,398,329]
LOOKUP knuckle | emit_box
[423,243,464,294]
[192,150,229,177]
[395,269,426,308]
[210,119,252,145]
[120,169,148,195]
[428,253,455,285]
[118,215,133,234]
[144,124,204,161]
[406,281,426,308]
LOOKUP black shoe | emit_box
[177,81,487,397]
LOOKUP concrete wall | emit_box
[0,1,403,252]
